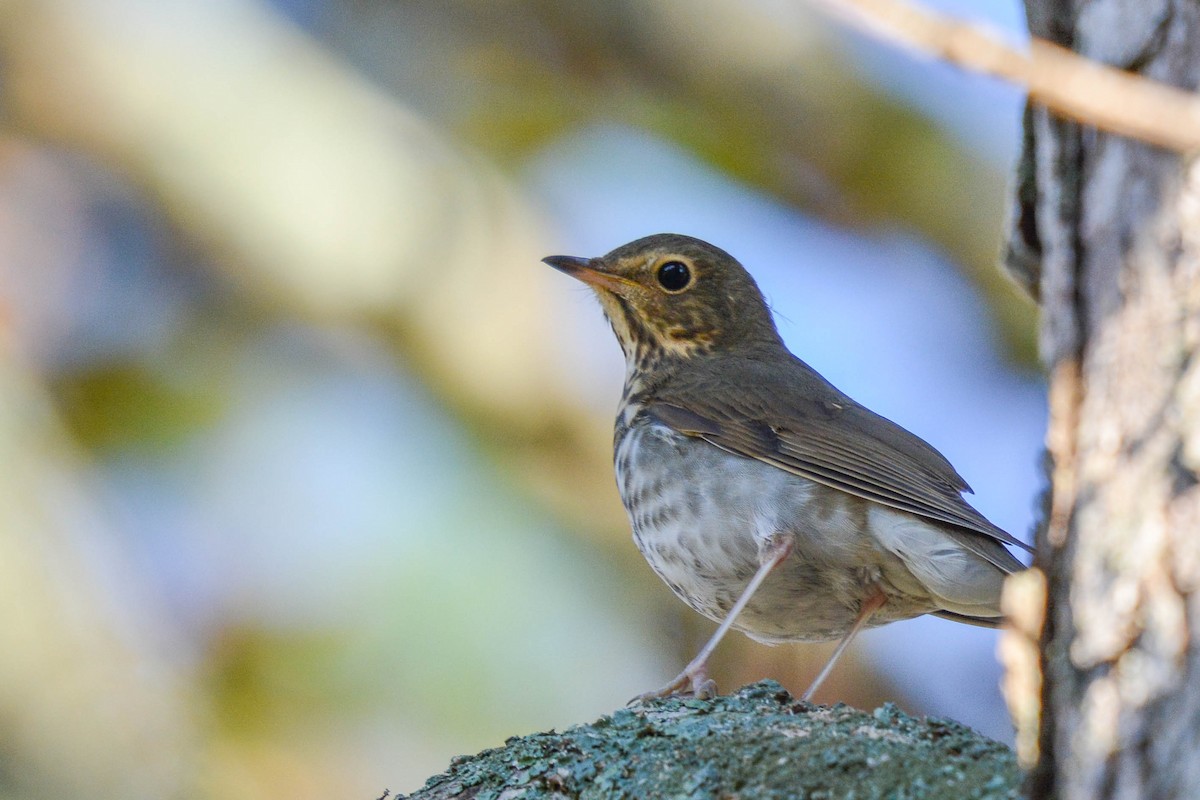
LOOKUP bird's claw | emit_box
[628,667,717,705]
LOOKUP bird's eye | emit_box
[656,260,692,292]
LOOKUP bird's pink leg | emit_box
[801,587,887,701]
[633,535,795,702]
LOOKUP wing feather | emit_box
[643,354,1031,562]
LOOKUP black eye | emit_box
[656,260,692,292]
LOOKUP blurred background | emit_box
[0,0,1043,797]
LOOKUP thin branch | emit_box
[813,0,1200,153]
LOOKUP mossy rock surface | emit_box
[402,680,1019,800]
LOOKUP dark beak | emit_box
[542,254,593,276]
[542,254,632,292]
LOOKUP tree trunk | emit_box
[1006,2,1200,798]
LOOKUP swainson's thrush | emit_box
[543,234,1029,701]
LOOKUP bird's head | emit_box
[543,233,782,368]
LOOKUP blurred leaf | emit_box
[206,626,356,737]
[53,360,226,451]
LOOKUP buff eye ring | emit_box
[656,261,692,292]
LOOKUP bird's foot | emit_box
[629,664,717,705]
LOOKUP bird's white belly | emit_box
[614,419,929,643]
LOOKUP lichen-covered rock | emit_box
[400,681,1019,799]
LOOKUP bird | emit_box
[542,233,1029,702]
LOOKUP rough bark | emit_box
[1004,2,1200,798]
[399,681,1018,800]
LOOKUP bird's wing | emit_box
[930,610,1003,628]
[643,357,1030,570]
